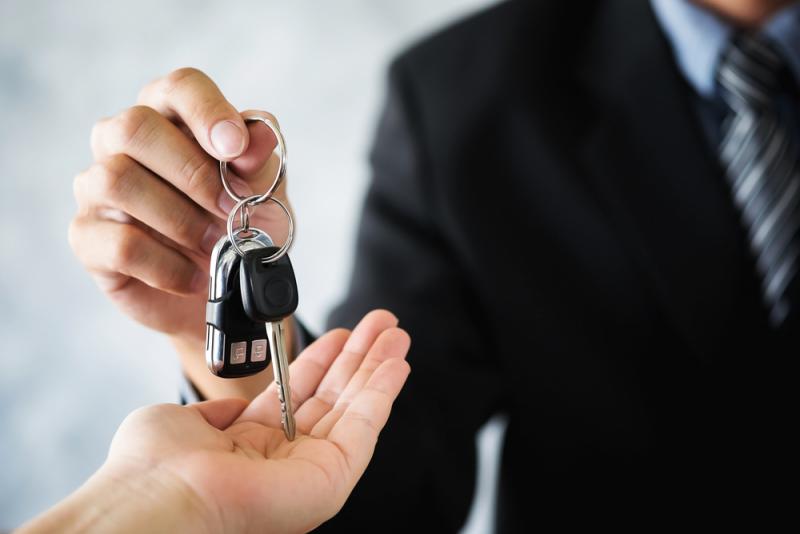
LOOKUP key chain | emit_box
[205,114,298,441]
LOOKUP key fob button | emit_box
[230,342,247,364]
[251,339,267,362]
[265,278,292,308]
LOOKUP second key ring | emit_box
[226,194,294,261]
[219,114,287,206]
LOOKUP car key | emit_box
[240,245,299,441]
[211,113,297,439]
[205,231,276,379]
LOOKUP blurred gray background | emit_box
[0,0,505,531]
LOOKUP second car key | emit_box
[240,245,299,441]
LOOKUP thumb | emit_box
[229,111,280,178]
[190,398,250,430]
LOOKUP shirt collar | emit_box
[764,2,800,83]
[650,0,800,99]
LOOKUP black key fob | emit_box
[205,233,274,378]
[240,246,299,323]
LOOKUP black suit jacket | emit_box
[318,1,797,530]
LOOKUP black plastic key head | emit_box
[206,233,275,378]
[240,246,299,323]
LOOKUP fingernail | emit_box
[201,223,224,255]
[217,177,252,213]
[210,120,245,158]
[190,269,208,293]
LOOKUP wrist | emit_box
[18,462,219,534]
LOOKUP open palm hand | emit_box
[106,311,410,534]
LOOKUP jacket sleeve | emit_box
[316,57,502,532]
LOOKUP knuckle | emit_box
[164,67,206,94]
[113,105,155,151]
[160,263,191,293]
[72,169,89,203]
[170,203,201,245]
[200,99,232,123]
[179,153,215,194]
[89,117,110,154]
[109,224,142,270]
[136,75,162,103]
[67,218,82,255]
[93,155,135,204]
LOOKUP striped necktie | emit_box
[716,33,800,327]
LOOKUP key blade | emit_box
[266,321,296,441]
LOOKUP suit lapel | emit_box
[574,0,768,361]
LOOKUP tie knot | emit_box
[716,32,791,111]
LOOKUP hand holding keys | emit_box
[205,115,298,440]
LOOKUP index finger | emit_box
[137,67,248,161]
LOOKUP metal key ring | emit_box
[226,194,294,261]
[240,203,251,231]
[219,114,287,206]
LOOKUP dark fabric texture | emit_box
[316,0,798,530]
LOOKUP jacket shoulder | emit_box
[390,0,594,91]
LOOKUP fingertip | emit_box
[316,327,352,345]
[366,309,399,326]
[312,327,352,353]
[394,327,411,349]
[248,119,278,149]
[376,327,412,358]
[299,326,351,363]
[229,120,278,177]
[328,327,353,341]
[386,357,411,379]
[342,310,402,355]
